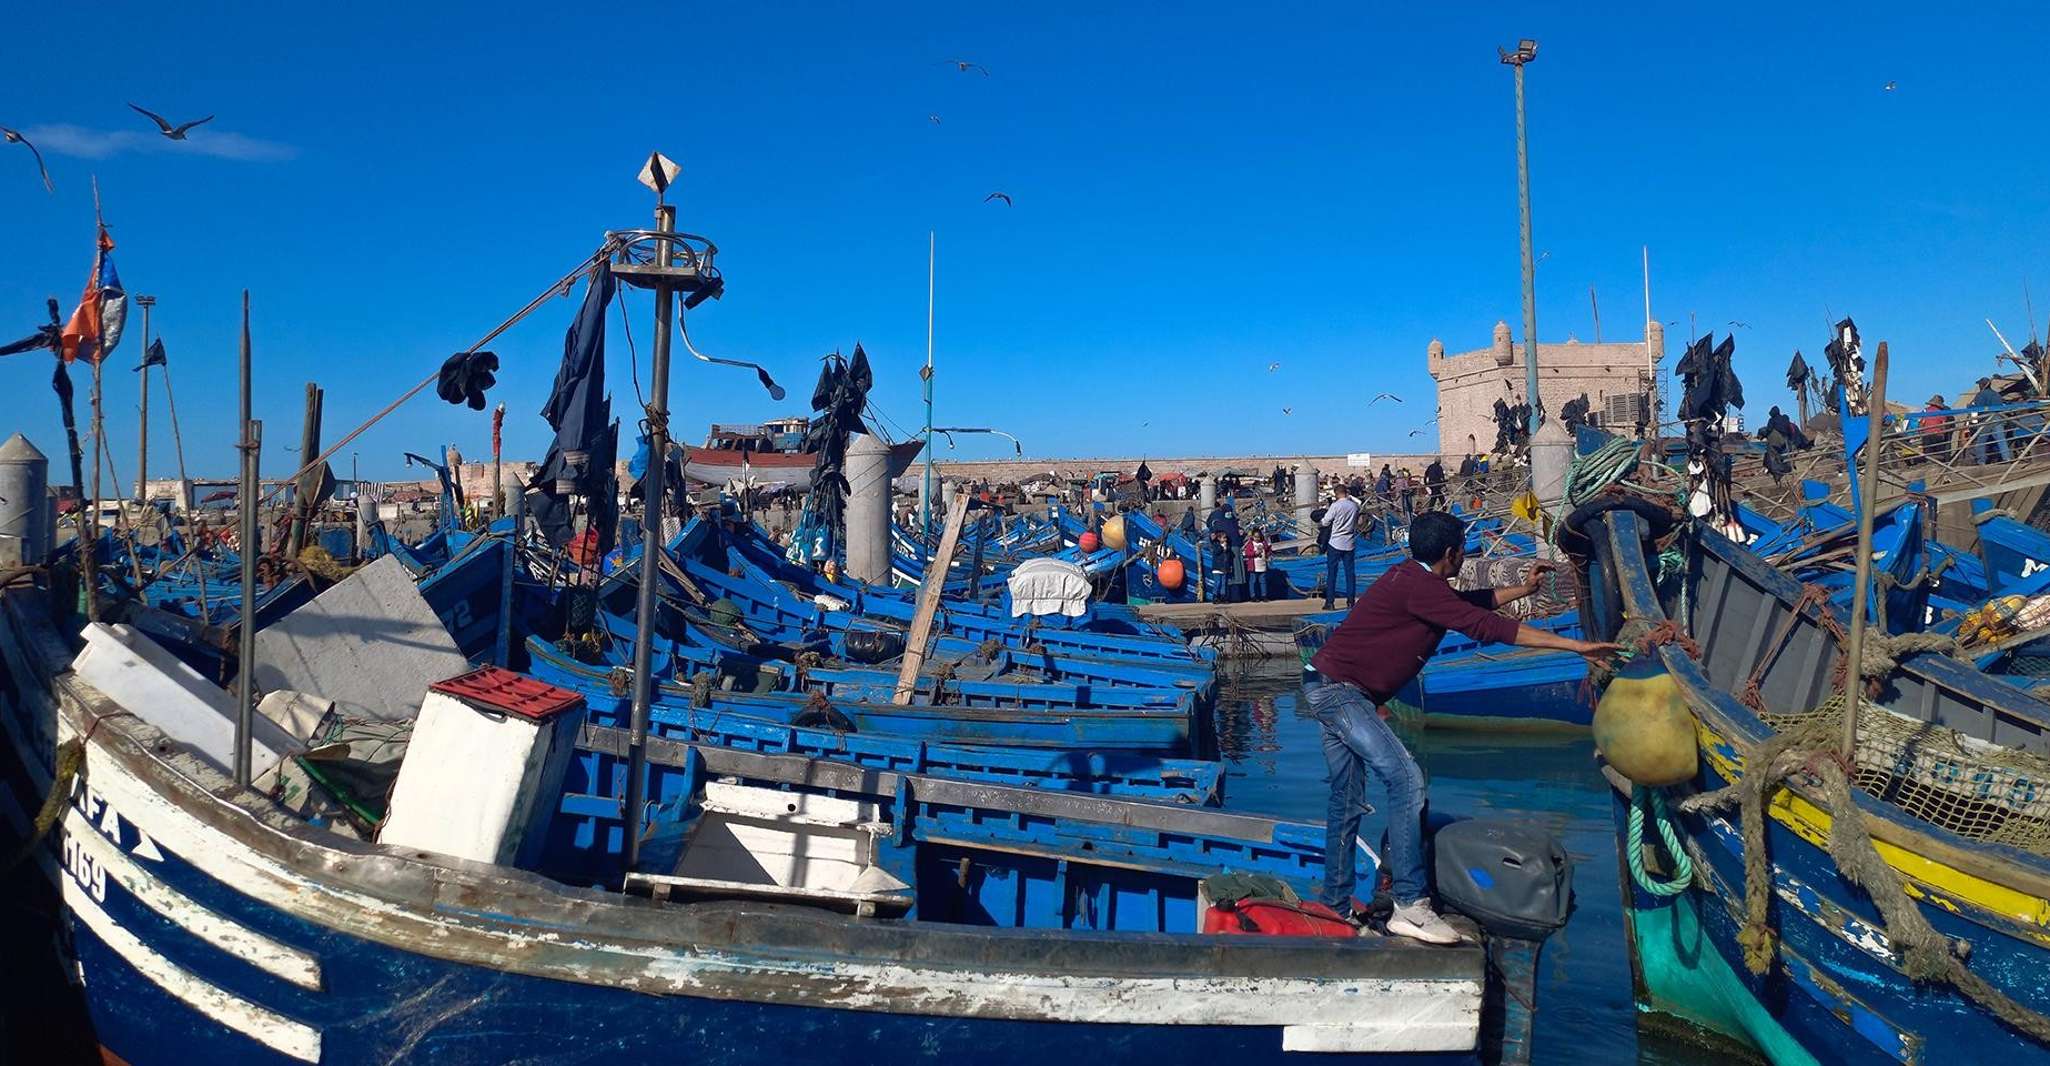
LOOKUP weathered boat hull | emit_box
[1583,509,2050,1064]
[682,439,923,490]
[0,589,1484,1065]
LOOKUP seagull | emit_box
[1,126,52,193]
[128,103,213,140]
[928,114,942,125]
[1369,392,1403,406]
[949,59,991,76]
[1884,81,1898,91]
[983,192,1012,206]
[1408,429,1425,437]
[1281,407,1294,416]
[1266,361,1281,372]
[1728,320,1750,329]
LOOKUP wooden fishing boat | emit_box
[0,584,1509,1064]
[681,419,923,489]
[1582,506,2050,1063]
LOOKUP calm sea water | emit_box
[1213,661,1730,1066]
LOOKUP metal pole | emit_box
[624,203,678,873]
[234,291,260,789]
[136,295,155,503]
[1642,246,1655,430]
[921,229,935,562]
[1511,54,1540,453]
[1840,341,1889,761]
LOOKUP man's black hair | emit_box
[1408,510,1466,564]
[1332,481,1350,495]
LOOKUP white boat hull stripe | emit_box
[63,878,323,1063]
[64,808,324,990]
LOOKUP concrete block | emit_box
[253,555,471,722]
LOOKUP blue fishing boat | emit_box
[1581,503,2050,1063]
[0,583,1551,1064]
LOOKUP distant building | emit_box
[1427,321,1664,458]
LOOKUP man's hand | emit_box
[1573,639,1623,668]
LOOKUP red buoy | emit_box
[1078,532,1101,553]
[1157,558,1186,590]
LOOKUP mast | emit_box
[623,199,679,874]
[1840,341,1889,761]
[233,291,260,789]
[921,230,935,560]
[1642,246,1655,431]
[135,294,155,502]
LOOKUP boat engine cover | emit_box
[1433,819,1573,942]
[843,630,906,664]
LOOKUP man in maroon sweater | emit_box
[1307,510,1617,943]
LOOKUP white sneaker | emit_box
[1386,900,1462,945]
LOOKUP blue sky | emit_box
[5,2,2048,480]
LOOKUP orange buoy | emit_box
[1157,557,1186,590]
[1079,532,1101,553]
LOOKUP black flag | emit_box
[134,336,167,371]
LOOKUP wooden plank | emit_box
[893,493,972,705]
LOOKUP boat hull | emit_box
[682,440,923,490]
[1585,511,2050,1065]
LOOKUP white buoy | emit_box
[844,433,893,584]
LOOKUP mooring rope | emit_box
[1625,784,1695,896]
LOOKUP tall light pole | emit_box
[1500,38,1541,459]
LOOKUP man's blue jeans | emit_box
[1323,547,1356,606]
[1305,679,1428,910]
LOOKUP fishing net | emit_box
[1755,695,2050,857]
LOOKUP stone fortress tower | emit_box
[1426,320,1663,458]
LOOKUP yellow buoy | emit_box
[1102,514,1128,551]
[1593,655,1698,787]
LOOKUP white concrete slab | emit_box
[252,555,471,723]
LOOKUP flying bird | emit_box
[1408,429,1425,437]
[1884,81,1898,91]
[1,126,52,193]
[1369,392,1402,406]
[128,103,214,140]
[1266,361,1281,372]
[983,192,1012,206]
[1728,320,1750,329]
[928,114,942,125]
[949,59,990,76]
[1281,407,1294,416]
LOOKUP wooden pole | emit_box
[84,353,103,622]
[234,291,260,789]
[1841,341,1889,760]
[893,492,971,705]
[135,295,154,502]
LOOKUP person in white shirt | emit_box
[1319,482,1362,609]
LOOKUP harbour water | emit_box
[1213,661,1734,1066]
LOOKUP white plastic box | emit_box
[378,668,586,867]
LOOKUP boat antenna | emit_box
[678,317,784,400]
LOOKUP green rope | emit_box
[1626,783,1694,897]
[1564,437,1643,509]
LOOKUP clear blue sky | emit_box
[5,2,2048,481]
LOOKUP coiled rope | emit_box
[1625,784,1694,896]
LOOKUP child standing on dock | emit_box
[1305,510,1618,944]
[1243,529,1272,601]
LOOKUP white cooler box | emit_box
[378,667,586,867]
